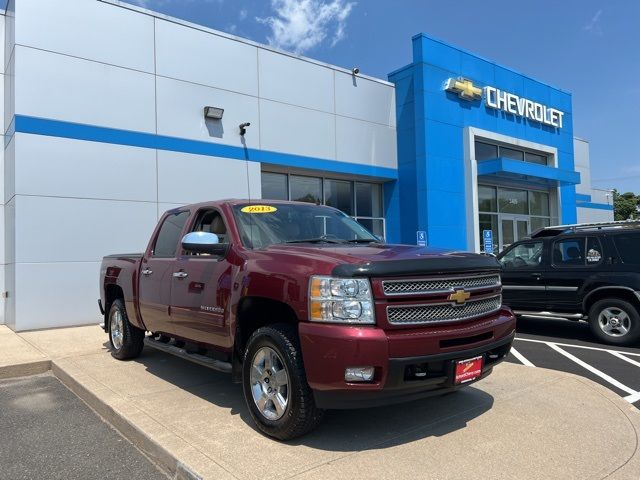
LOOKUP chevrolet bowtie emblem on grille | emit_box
[445,77,482,100]
[448,289,471,305]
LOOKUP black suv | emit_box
[497,221,640,346]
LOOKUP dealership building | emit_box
[0,0,613,330]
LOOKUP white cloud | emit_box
[583,9,603,35]
[239,8,248,20]
[257,0,356,54]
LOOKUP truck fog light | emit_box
[345,366,375,382]
[332,300,362,319]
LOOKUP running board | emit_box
[514,310,587,321]
[144,337,232,374]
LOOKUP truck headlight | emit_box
[309,276,375,324]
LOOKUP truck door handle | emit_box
[530,273,542,279]
[173,271,188,279]
[141,268,153,276]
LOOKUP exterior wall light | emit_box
[204,106,224,120]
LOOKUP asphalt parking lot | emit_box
[506,316,640,410]
[0,374,167,480]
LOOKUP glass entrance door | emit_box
[499,215,530,251]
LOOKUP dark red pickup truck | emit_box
[99,199,515,439]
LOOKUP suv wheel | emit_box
[242,324,324,440]
[588,298,640,346]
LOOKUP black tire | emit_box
[242,324,324,440]
[108,299,145,360]
[588,298,640,346]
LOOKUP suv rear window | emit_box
[613,233,640,264]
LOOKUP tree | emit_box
[613,189,640,221]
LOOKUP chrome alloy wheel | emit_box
[250,346,290,421]
[598,307,631,337]
[110,309,124,350]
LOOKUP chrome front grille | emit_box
[386,295,502,325]
[382,274,501,296]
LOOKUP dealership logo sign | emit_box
[445,77,565,129]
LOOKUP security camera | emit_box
[239,122,251,136]
[352,67,360,75]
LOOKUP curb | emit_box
[0,360,51,380]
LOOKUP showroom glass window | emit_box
[474,140,549,166]
[260,172,385,238]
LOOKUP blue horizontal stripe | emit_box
[576,202,614,211]
[477,157,580,186]
[575,193,592,202]
[14,115,398,180]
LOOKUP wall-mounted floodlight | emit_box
[204,106,224,120]
[239,122,251,136]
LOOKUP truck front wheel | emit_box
[588,298,640,346]
[108,299,145,360]
[242,324,324,440]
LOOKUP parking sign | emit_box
[416,231,427,247]
[483,230,493,253]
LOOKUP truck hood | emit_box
[262,243,500,277]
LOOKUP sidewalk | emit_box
[2,324,639,480]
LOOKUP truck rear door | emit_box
[139,210,191,335]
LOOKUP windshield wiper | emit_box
[285,238,347,244]
[346,238,379,244]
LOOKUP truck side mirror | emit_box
[181,231,228,256]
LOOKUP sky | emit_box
[126,0,640,194]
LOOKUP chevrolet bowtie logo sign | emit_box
[445,77,482,100]
[448,289,471,305]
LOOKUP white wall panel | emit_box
[0,134,4,202]
[13,261,102,330]
[4,3,14,72]
[0,205,4,265]
[577,207,614,224]
[0,263,5,324]
[335,72,396,127]
[336,116,397,169]
[14,196,157,263]
[4,50,13,132]
[4,262,14,329]
[16,0,154,73]
[155,19,258,96]
[4,197,14,265]
[0,14,5,74]
[260,99,336,160]
[4,135,14,203]
[258,49,334,113]
[157,150,259,204]
[16,46,156,132]
[14,134,157,202]
[156,76,259,149]
[0,72,5,134]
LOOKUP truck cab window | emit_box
[194,210,228,244]
[499,241,543,269]
[153,211,190,257]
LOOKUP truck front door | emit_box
[170,209,233,349]
[138,210,190,335]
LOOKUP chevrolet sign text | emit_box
[484,86,564,129]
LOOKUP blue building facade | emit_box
[388,34,603,253]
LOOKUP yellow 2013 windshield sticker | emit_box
[241,205,278,213]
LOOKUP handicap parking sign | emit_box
[483,230,494,253]
[416,230,427,247]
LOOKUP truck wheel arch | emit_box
[104,284,125,323]
[234,296,300,364]
[583,286,640,313]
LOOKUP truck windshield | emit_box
[232,203,379,249]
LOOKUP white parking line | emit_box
[625,392,640,404]
[547,343,639,397]
[515,337,640,358]
[609,351,640,369]
[509,347,535,367]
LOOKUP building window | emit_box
[474,140,548,166]
[261,172,385,238]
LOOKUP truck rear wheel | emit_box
[242,324,324,440]
[588,298,640,346]
[108,299,145,360]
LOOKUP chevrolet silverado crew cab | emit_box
[99,200,515,439]
[498,220,640,346]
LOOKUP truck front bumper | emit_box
[299,308,516,409]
